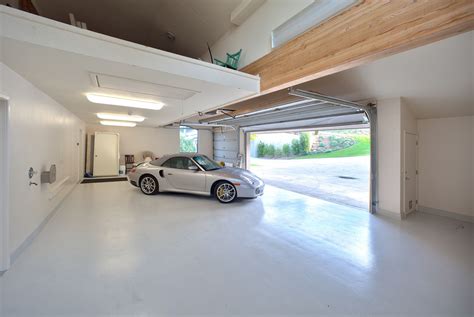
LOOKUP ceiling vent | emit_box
[90,73,199,100]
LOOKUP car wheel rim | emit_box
[141,177,156,194]
[217,183,236,202]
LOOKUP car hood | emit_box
[208,167,262,185]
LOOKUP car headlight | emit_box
[240,175,254,185]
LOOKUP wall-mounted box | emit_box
[41,164,56,184]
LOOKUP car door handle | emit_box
[167,173,173,176]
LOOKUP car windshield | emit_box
[193,155,222,171]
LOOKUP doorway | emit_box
[247,127,371,210]
[93,132,120,177]
[0,97,10,271]
[403,131,418,216]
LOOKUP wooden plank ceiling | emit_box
[203,0,474,123]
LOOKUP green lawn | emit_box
[294,135,370,159]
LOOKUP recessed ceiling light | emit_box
[86,93,164,110]
[100,120,137,127]
[97,113,145,122]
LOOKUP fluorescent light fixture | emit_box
[97,113,145,122]
[86,93,164,110]
[271,0,357,48]
[100,120,137,127]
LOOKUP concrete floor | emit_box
[250,156,370,209]
[1,182,473,316]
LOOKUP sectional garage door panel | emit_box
[213,130,239,163]
[214,150,239,162]
[213,131,238,141]
[241,113,367,132]
[213,139,239,149]
[211,98,368,131]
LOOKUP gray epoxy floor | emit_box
[1,182,473,316]
[250,156,370,209]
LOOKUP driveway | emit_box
[249,156,370,210]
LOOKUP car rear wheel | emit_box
[140,175,159,195]
[214,181,237,203]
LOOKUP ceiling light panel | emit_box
[97,113,145,122]
[100,120,137,127]
[87,93,164,110]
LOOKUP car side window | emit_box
[162,157,194,170]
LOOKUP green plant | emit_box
[265,144,276,157]
[299,132,311,154]
[282,143,291,156]
[257,141,266,158]
[291,139,300,155]
[180,138,196,152]
[275,147,283,158]
[294,134,370,159]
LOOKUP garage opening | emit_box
[210,89,377,212]
[248,128,370,210]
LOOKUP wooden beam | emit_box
[241,0,474,94]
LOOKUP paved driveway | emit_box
[249,156,370,210]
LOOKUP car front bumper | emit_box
[236,182,265,198]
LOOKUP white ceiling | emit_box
[34,0,242,58]
[299,31,474,119]
[0,6,259,127]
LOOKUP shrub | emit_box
[299,132,311,154]
[257,141,266,158]
[265,144,276,157]
[275,147,283,158]
[291,139,300,155]
[282,143,291,157]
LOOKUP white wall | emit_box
[377,98,402,217]
[417,116,473,218]
[0,63,85,254]
[202,0,313,68]
[377,97,419,218]
[85,124,179,172]
[0,98,9,270]
[198,129,213,158]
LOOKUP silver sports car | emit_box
[127,153,264,203]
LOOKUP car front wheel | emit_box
[214,181,237,203]
[140,175,159,195]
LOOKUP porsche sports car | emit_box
[127,153,264,203]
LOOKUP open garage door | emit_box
[210,89,377,213]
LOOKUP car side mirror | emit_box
[188,165,198,171]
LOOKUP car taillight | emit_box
[130,167,136,173]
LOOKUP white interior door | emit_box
[404,132,418,215]
[0,98,10,271]
[93,132,119,177]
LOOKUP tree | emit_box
[275,147,283,158]
[180,138,196,152]
[180,127,197,152]
[257,141,266,158]
[291,139,300,155]
[299,132,311,154]
[282,144,291,157]
[265,144,276,157]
